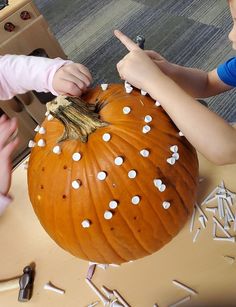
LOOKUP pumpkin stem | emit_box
[46,96,108,143]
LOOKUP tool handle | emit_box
[0,278,19,292]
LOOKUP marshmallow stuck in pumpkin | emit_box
[27,83,199,264]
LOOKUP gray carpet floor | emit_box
[34,0,236,122]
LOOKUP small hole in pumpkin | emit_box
[41,167,45,172]
[137,229,141,233]
[63,165,68,170]
[40,185,44,190]
[62,195,67,199]
[110,227,114,231]
[133,216,137,220]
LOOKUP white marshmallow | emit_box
[97,171,107,181]
[28,140,36,148]
[38,139,46,147]
[72,180,81,189]
[82,219,91,228]
[131,196,140,205]
[123,106,131,114]
[102,133,111,142]
[140,149,150,157]
[101,83,108,91]
[104,210,113,220]
[114,156,124,166]
[53,145,61,154]
[109,200,118,209]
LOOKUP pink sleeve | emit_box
[0,55,73,100]
[0,193,12,216]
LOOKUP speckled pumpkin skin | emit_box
[27,84,199,264]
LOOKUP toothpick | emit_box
[172,280,198,295]
[113,290,130,307]
[85,279,109,306]
[212,216,231,238]
[195,203,208,222]
[168,295,191,307]
[189,206,196,233]
[193,228,201,243]
[213,236,235,243]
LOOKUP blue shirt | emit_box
[217,57,236,87]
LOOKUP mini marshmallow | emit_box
[153,179,162,188]
[170,145,178,153]
[34,125,40,132]
[72,152,81,161]
[123,106,131,114]
[28,140,36,148]
[72,180,81,189]
[109,200,119,209]
[104,210,113,220]
[101,83,108,91]
[140,149,150,157]
[38,139,46,147]
[179,131,184,136]
[144,115,152,123]
[128,170,137,179]
[167,157,176,165]
[97,171,107,181]
[45,111,50,116]
[155,100,161,106]
[125,81,131,88]
[131,196,140,205]
[141,89,147,96]
[159,184,166,192]
[39,127,46,134]
[102,133,111,142]
[47,114,54,121]
[82,219,91,228]
[114,156,124,166]
[142,125,151,134]
[162,201,171,209]
[172,152,179,160]
[125,86,133,94]
[53,145,61,154]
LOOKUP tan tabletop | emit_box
[0,151,236,307]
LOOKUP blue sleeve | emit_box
[217,57,236,87]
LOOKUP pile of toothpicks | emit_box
[190,180,236,244]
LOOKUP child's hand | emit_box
[114,30,163,92]
[0,115,19,196]
[52,63,92,96]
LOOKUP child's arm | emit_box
[144,50,233,98]
[0,115,19,215]
[0,55,92,100]
[114,30,236,165]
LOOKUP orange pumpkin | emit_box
[27,84,199,264]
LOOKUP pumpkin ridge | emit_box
[157,166,190,220]
[112,123,198,190]
[88,140,149,260]
[28,142,54,225]
[97,137,164,251]
[102,131,175,241]
[108,126,193,234]
[81,146,126,263]
[59,142,92,259]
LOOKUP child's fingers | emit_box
[114,29,141,51]
[0,118,18,150]
[74,64,93,85]
[58,79,83,97]
[0,114,7,124]
[1,136,19,159]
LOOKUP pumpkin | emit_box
[27,84,199,264]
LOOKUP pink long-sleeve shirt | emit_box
[0,54,72,215]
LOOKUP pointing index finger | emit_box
[114,29,141,51]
